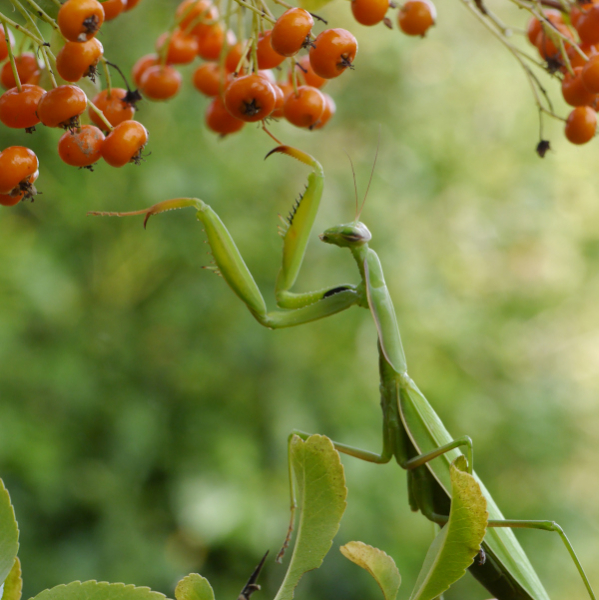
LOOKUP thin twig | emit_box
[0,18,21,91]
[19,0,61,34]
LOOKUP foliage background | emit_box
[1,0,599,598]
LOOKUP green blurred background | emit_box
[1,0,599,598]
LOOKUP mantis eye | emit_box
[343,233,363,242]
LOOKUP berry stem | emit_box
[262,123,283,144]
[39,44,57,87]
[159,30,173,66]
[19,0,62,35]
[236,3,243,45]
[101,57,113,95]
[176,1,198,28]
[219,0,233,97]
[250,12,259,73]
[462,0,564,125]
[232,0,275,24]
[558,35,574,76]
[11,0,58,86]
[0,18,21,92]
[182,9,219,36]
[0,9,44,45]
[270,0,293,9]
[513,0,586,62]
[13,0,58,86]
[88,99,115,132]
[290,58,298,95]
[234,37,252,75]
[256,0,275,22]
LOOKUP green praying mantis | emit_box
[92,145,596,600]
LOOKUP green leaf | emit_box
[409,456,487,600]
[1,558,22,600]
[298,0,334,14]
[340,542,401,600]
[30,581,169,600]
[175,575,214,600]
[34,0,59,18]
[273,435,347,600]
[0,479,19,587]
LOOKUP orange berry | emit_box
[101,120,148,167]
[571,3,588,29]
[351,0,389,26]
[0,192,24,207]
[278,81,293,102]
[283,85,325,128]
[257,69,276,84]
[224,73,276,122]
[0,84,46,130]
[292,55,327,88]
[311,92,335,129]
[225,42,247,74]
[398,0,436,35]
[58,0,105,42]
[309,28,358,79]
[256,30,286,69]
[140,65,182,100]
[37,84,87,128]
[565,106,596,143]
[576,4,599,44]
[271,83,285,118]
[193,62,226,96]
[567,42,598,69]
[56,38,104,82]
[562,66,597,105]
[582,53,599,92]
[0,53,42,89]
[156,29,199,64]
[102,0,126,20]
[526,9,562,45]
[58,124,105,167]
[0,26,15,63]
[205,96,244,135]
[125,0,143,9]
[0,169,38,206]
[132,54,159,87]
[176,0,219,37]
[271,8,314,57]
[0,146,38,195]
[90,88,136,129]
[197,25,231,60]
[535,22,573,60]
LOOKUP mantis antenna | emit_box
[345,151,360,222]
[357,128,381,221]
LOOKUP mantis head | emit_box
[319,222,372,248]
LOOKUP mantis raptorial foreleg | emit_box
[91,146,364,329]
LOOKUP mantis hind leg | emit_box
[486,519,596,600]
[290,430,394,464]
[400,436,595,599]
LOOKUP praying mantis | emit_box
[92,146,596,600]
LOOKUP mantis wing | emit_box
[398,376,551,600]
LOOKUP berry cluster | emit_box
[0,0,147,208]
[130,0,436,137]
[526,7,599,146]
[2,0,599,211]
[131,1,364,135]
